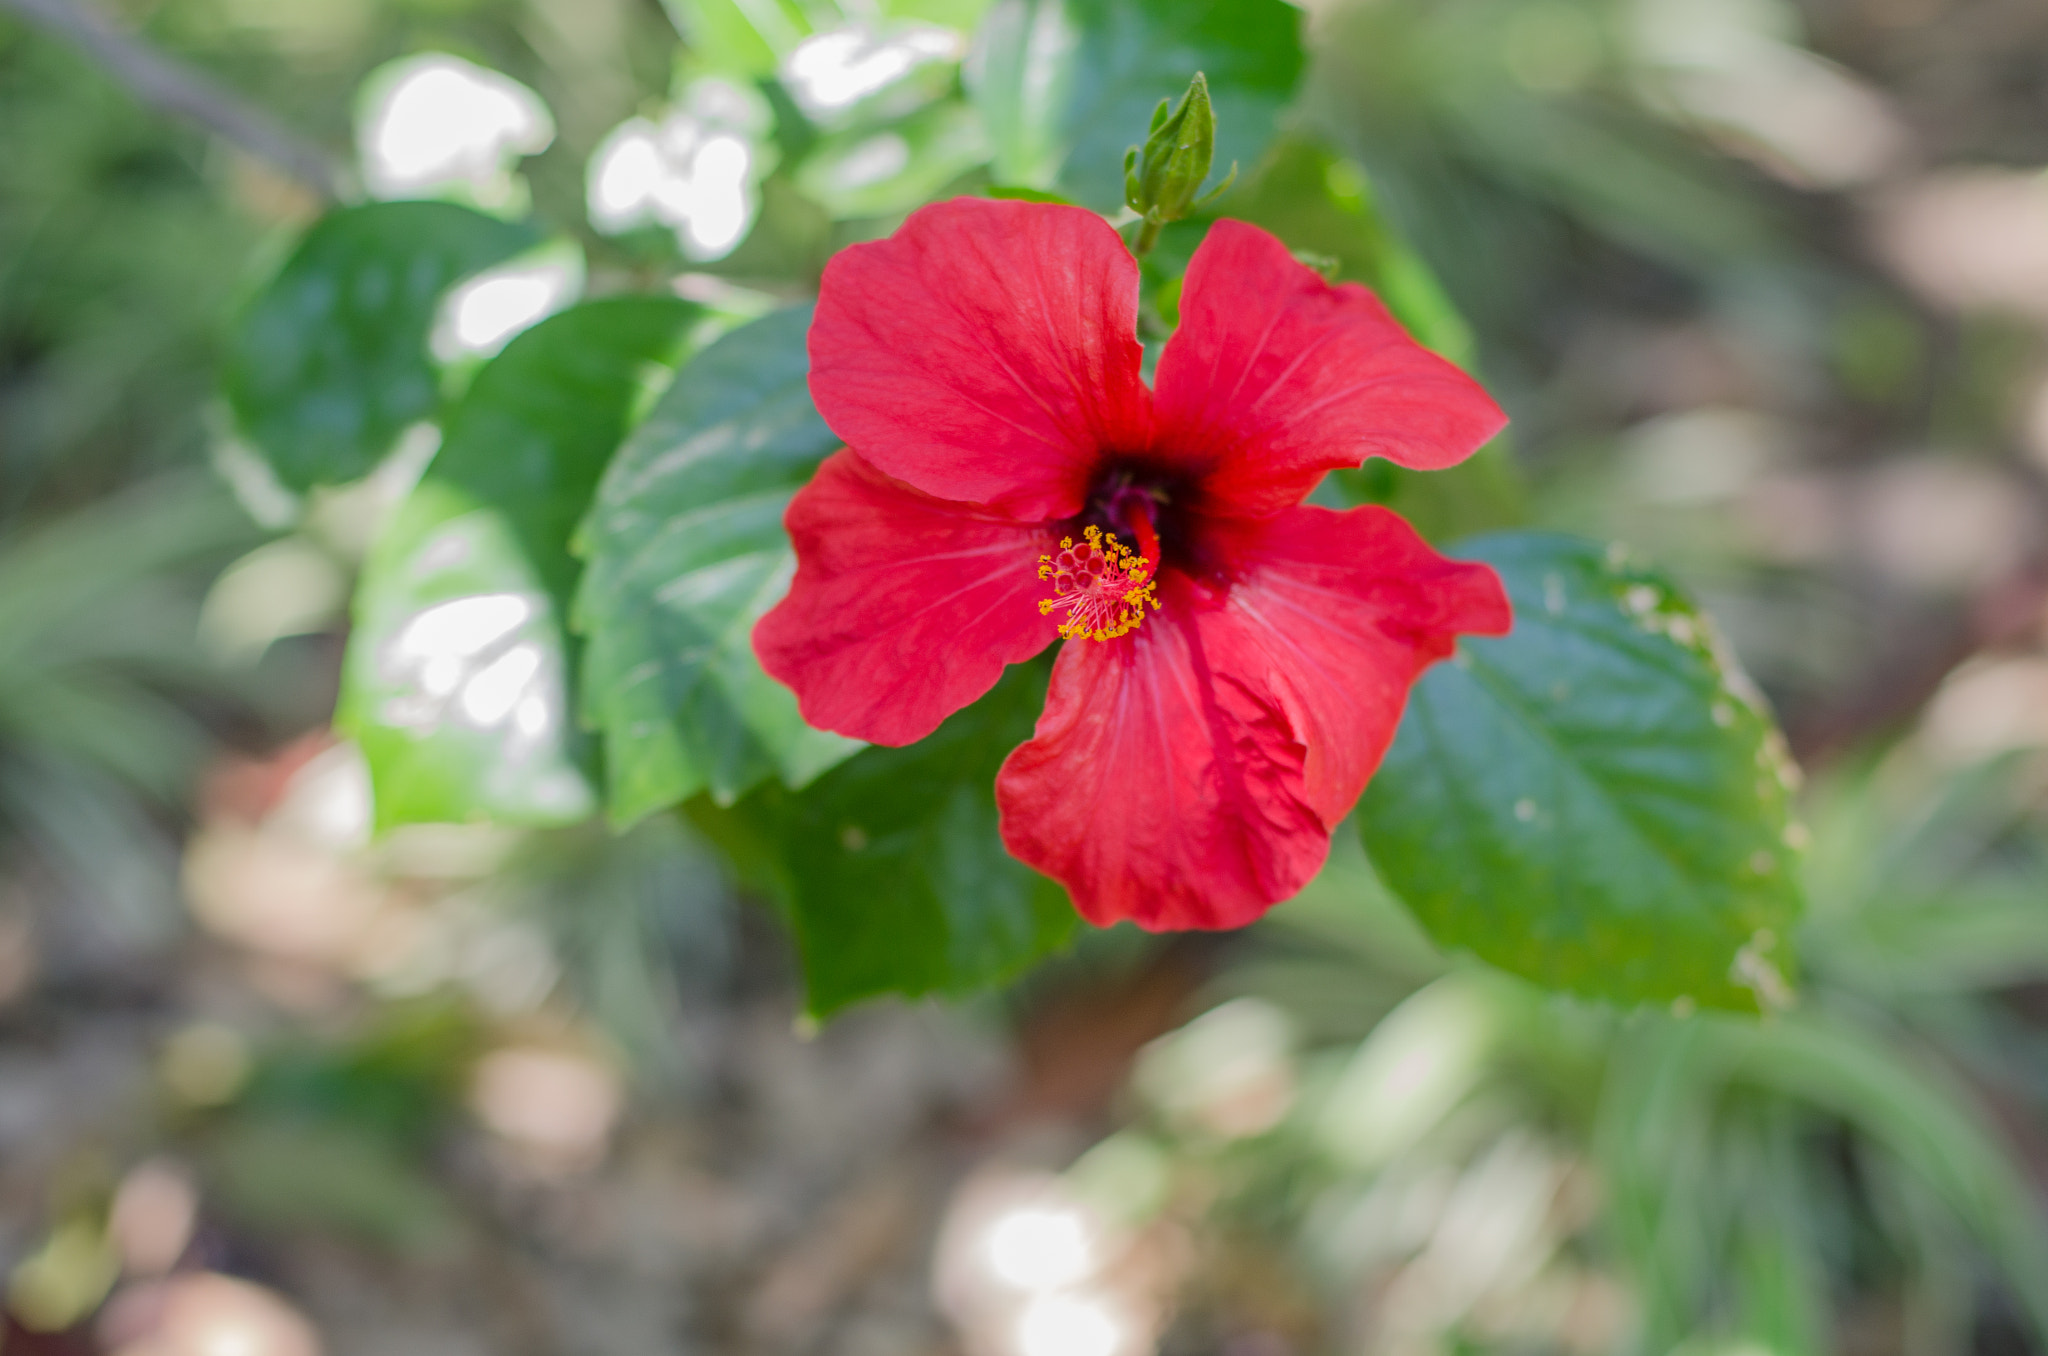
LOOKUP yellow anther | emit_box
[1037,523,1157,641]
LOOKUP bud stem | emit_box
[1133,216,1164,258]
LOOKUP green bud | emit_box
[1124,73,1236,228]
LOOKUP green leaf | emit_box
[966,0,1304,212]
[338,480,594,828]
[337,299,697,830]
[575,306,859,828]
[659,0,803,75]
[987,185,1073,204]
[223,202,539,492]
[432,297,696,609]
[1361,532,1805,1012]
[691,663,1075,1016]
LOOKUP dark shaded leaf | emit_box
[691,662,1074,1016]
[224,202,538,491]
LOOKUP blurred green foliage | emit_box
[4,0,2048,1349]
[1153,752,2048,1351]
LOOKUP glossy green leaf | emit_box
[432,297,696,608]
[1361,532,1805,1012]
[575,306,859,828]
[966,0,1304,212]
[223,202,538,492]
[338,299,696,830]
[691,662,1075,1016]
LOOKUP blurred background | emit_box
[7,0,2048,1352]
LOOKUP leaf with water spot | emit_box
[1360,531,1805,1012]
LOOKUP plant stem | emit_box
[0,0,353,202]
[1132,215,1163,259]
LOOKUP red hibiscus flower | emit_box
[753,197,1511,930]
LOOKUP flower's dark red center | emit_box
[1036,463,1200,641]
[1086,464,1191,556]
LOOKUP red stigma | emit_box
[1037,525,1159,641]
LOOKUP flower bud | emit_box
[1124,73,1235,231]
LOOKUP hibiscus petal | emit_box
[1204,504,1512,826]
[1152,219,1508,517]
[754,451,1059,747]
[995,506,1508,930]
[809,197,1151,522]
[995,572,1328,931]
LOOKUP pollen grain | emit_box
[1037,525,1159,641]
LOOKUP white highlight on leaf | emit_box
[432,251,583,361]
[459,643,544,726]
[395,594,530,664]
[587,79,768,260]
[514,693,550,738]
[783,24,962,116]
[380,593,552,734]
[358,53,554,203]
